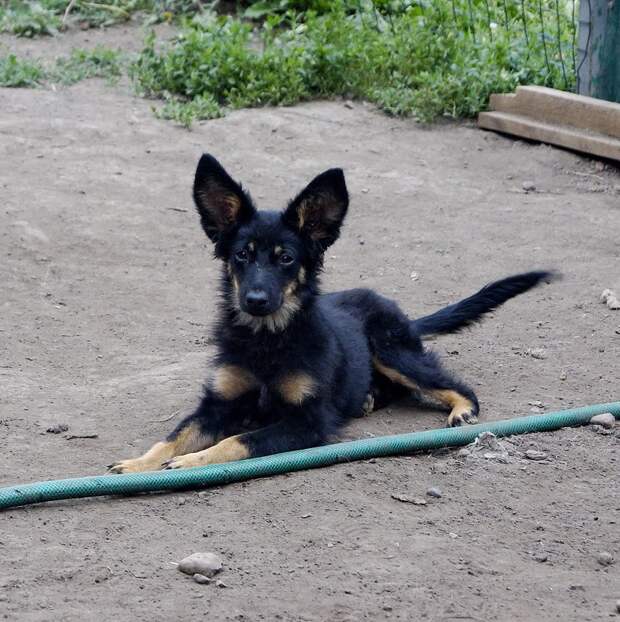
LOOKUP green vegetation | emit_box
[0,3,61,37]
[50,46,124,84]
[0,47,123,87]
[131,1,576,125]
[154,93,223,127]
[1,1,577,128]
[0,54,44,87]
[0,0,201,36]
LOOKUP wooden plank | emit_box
[478,86,620,161]
[478,111,620,161]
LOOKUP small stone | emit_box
[46,424,69,434]
[559,371,567,381]
[528,400,544,408]
[522,180,536,192]
[215,579,228,588]
[344,100,354,109]
[483,452,509,463]
[457,448,471,458]
[193,573,212,584]
[589,413,615,429]
[300,513,312,519]
[601,289,620,310]
[524,449,548,461]
[426,487,442,498]
[177,552,223,577]
[527,348,547,360]
[410,271,419,281]
[596,551,614,566]
[534,552,548,563]
[448,532,458,539]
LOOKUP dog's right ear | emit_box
[193,154,255,243]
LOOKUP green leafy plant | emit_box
[0,2,60,37]
[50,46,124,84]
[131,1,576,126]
[154,93,223,127]
[0,0,205,35]
[0,54,45,86]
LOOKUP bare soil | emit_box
[1,24,619,622]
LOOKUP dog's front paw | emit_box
[447,408,479,427]
[162,452,204,470]
[107,458,161,474]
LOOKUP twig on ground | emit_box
[148,409,181,423]
[62,0,78,27]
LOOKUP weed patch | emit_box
[131,2,576,126]
[50,47,124,85]
[0,54,45,87]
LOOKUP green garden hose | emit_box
[1,402,618,511]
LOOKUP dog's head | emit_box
[193,153,348,332]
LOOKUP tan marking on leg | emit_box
[426,389,477,427]
[212,365,259,400]
[373,358,420,392]
[276,372,317,405]
[108,422,211,474]
[164,435,250,469]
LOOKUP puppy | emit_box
[109,154,553,472]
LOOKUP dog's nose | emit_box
[245,290,269,313]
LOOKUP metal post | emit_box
[577,0,620,102]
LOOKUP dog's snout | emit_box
[245,289,269,314]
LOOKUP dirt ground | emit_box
[1,23,619,622]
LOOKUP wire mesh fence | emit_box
[440,0,580,92]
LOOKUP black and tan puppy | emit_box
[109,154,553,473]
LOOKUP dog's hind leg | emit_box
[373,347,479,427]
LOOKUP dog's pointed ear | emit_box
[282,168,348,250]
[193,154,255,243]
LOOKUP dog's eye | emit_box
[235,249,249,262]
[279,253,294,266]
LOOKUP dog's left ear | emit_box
[282,168,348,250]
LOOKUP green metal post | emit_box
[578,0,620,102]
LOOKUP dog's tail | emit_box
[411,270,557,337]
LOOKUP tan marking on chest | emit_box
[212,365,259,400]
[276,372,318,405]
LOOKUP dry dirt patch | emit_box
[1,25,619,622]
